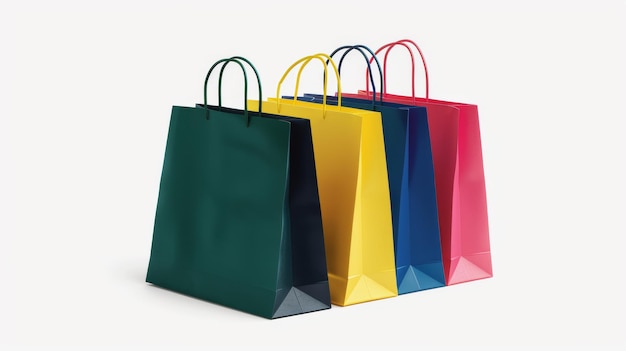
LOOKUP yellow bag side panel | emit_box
[360,108,398,295]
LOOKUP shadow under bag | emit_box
[146,57,331,319]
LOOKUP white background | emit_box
[2,1,624,350]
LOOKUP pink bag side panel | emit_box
[448,105,492,285]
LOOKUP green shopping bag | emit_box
[146,57,331,319]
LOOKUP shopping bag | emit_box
[146,57,331,319]
[343,39,493,285]
[284,45,445,294]
[249,54,398,306]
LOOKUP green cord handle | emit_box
[203,56,262,126]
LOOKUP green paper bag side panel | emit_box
[280,117,329,287]
[147,106,292,318]
[271,113,330,315]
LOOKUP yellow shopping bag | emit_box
[248,54,397,306]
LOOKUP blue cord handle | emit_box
[329,44,384,107]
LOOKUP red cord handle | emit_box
[366,39,429,100]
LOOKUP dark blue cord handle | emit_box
[329,45,384,106]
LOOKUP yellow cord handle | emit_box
[276,53,342,116]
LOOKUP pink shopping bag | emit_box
[342,39,493,285]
